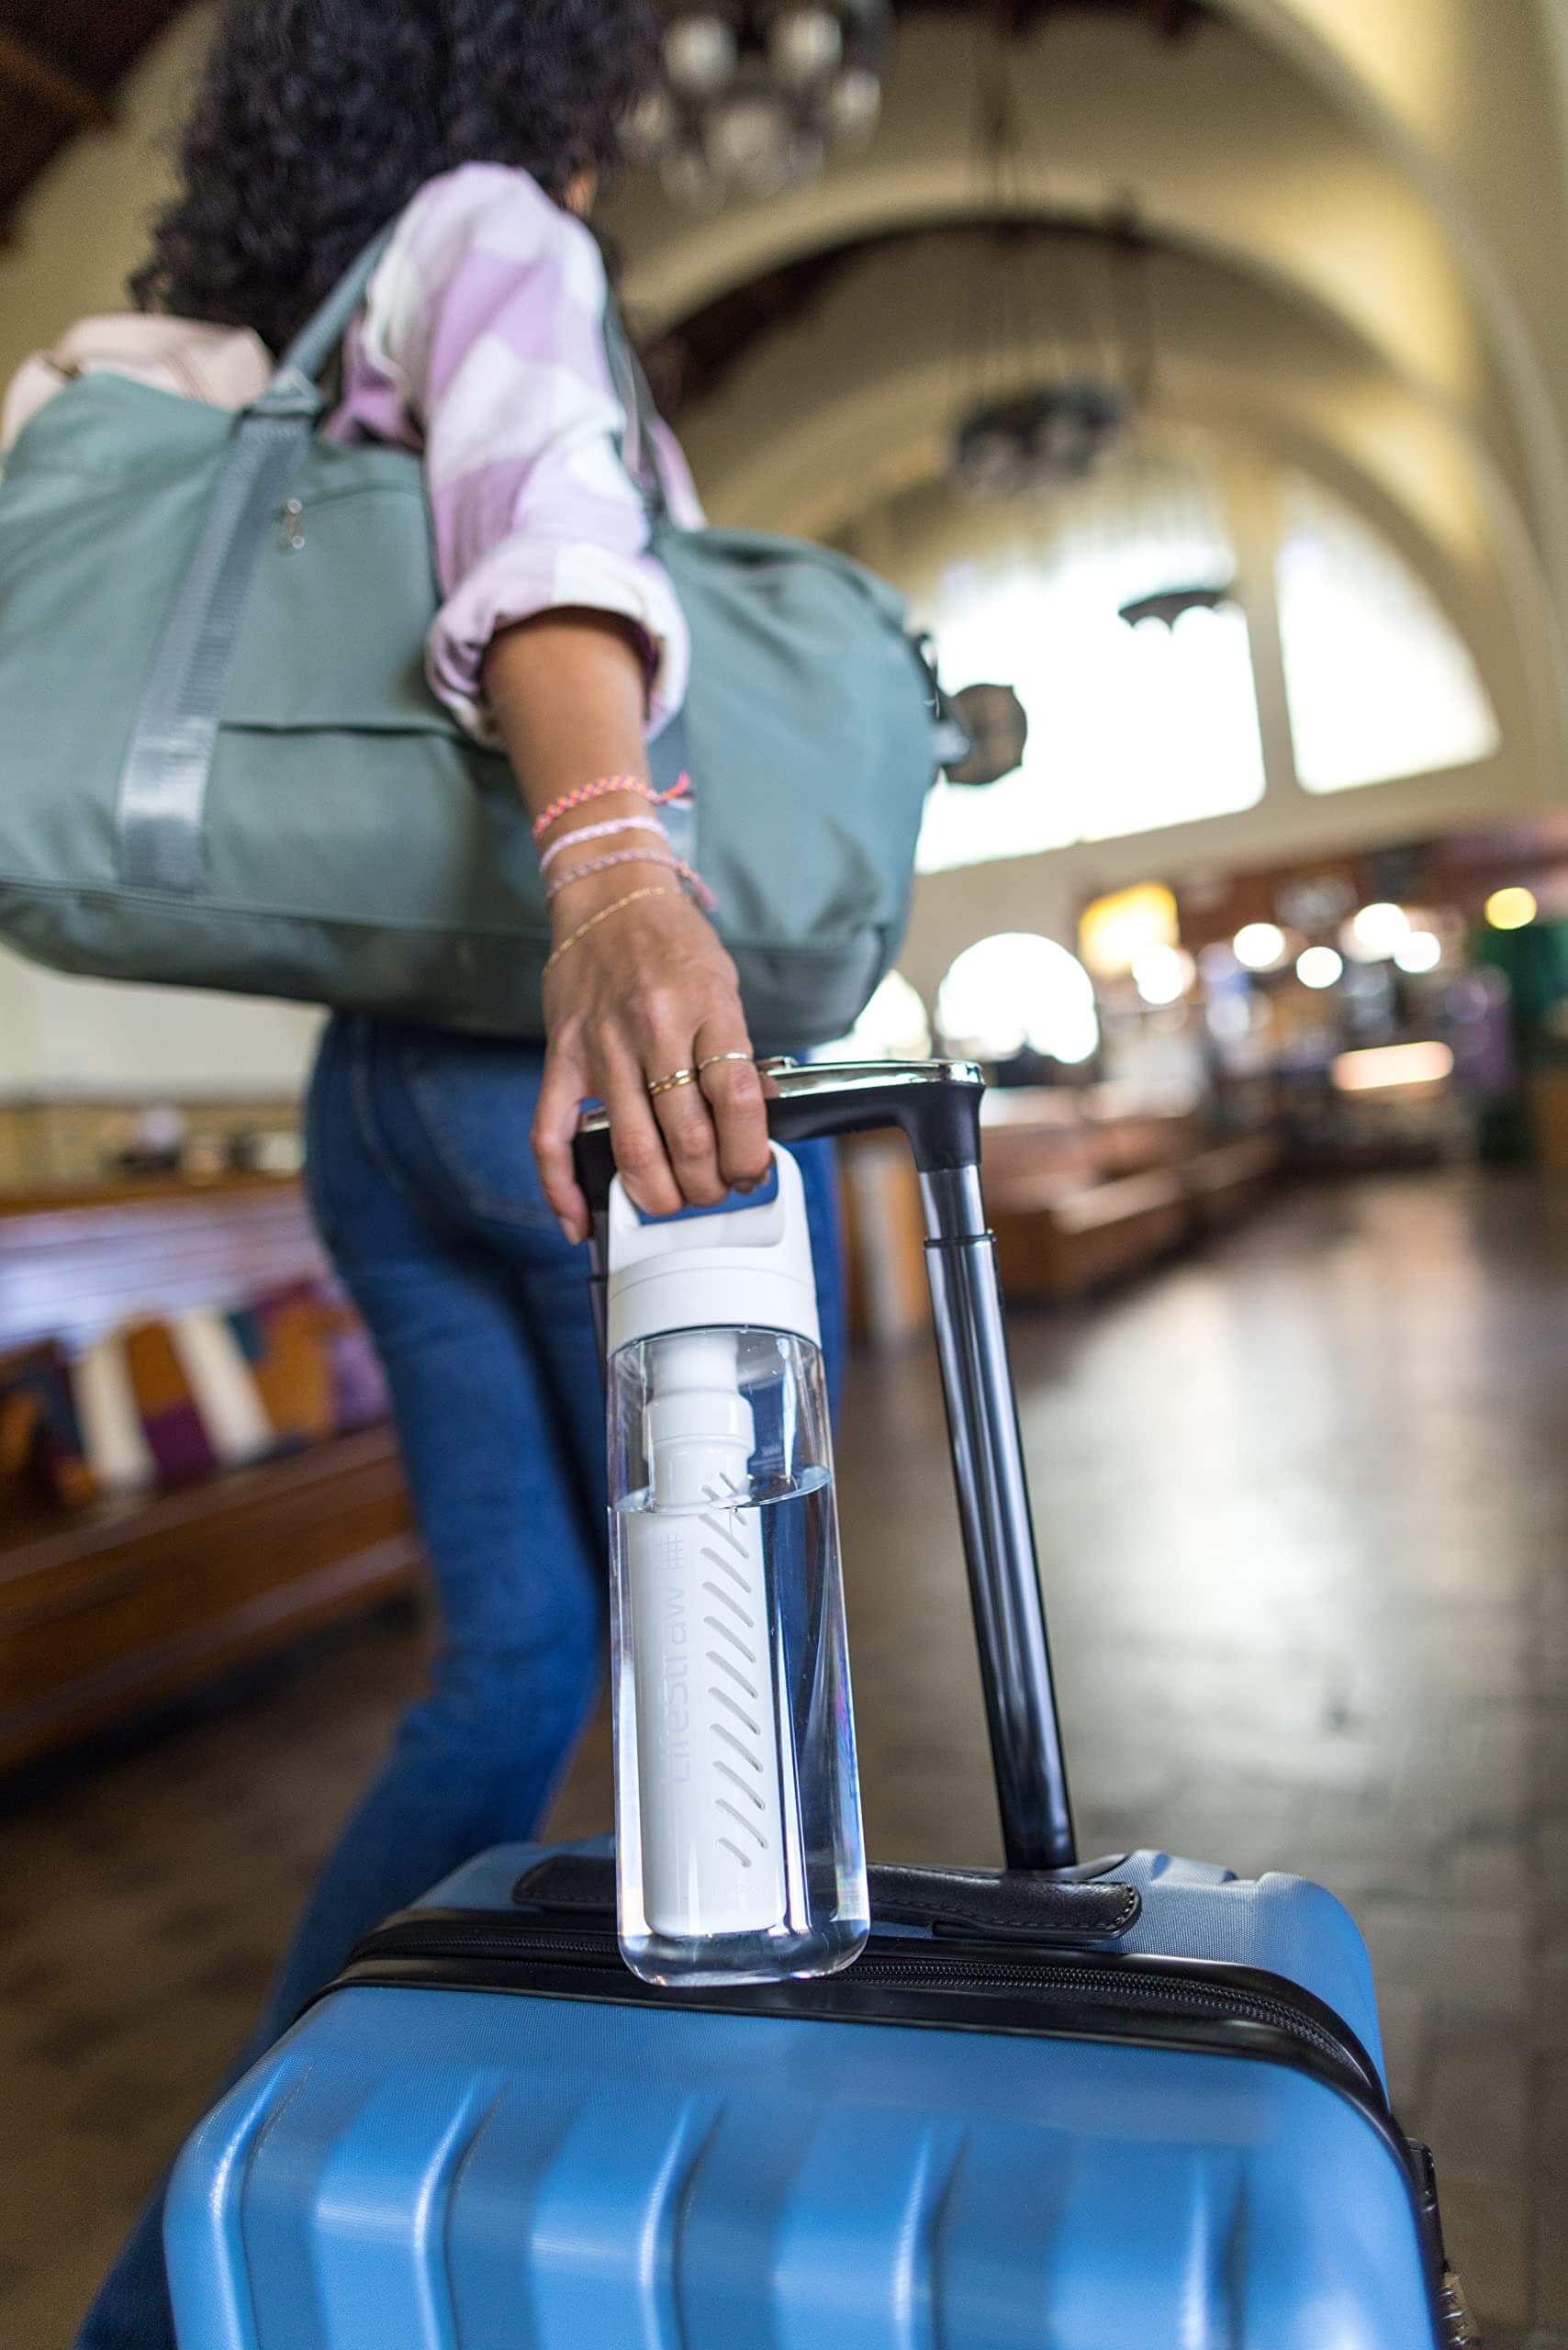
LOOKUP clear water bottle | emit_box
[606,1146,868,1986]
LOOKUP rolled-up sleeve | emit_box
[356,164,689,744]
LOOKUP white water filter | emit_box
[627,1329,791,1940]
[605,1147,868,1986]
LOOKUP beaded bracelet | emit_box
[543,845,678,904]
[544,845,716,912]
[542,884,680,979]
[537,813,667,878]
[531,772,689,845]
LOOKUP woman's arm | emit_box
[353,164,690,746]
[484,612,768,1244]
[355,167,764,1235]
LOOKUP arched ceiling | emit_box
[601,0,1568,788]
[1224,0,1568,660]
[674,229,1487,555]
[611,8,1510,434]
[682,239,1552,773]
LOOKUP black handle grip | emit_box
[572,1059,983,1214]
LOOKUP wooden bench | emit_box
[980,1091,1281,1305]
[1181,1135,1283,1230]
[0,1178,419,1774]
[991,1166,1192,1302]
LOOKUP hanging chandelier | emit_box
[622,0,890,208]
[948,218,1152,498]
[1104,444,1238,628]
[1116,581,1232,628]
[948,41,1153,500]
[952,378,1129,498]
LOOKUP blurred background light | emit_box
[1393,930,1443,975]
[1296,946,1344,990]
[1234,922,1287,971]
[1078,882,1178,978]
[1131,944,1195,1006]
[1344,901,1410,960]
[1330,1041,1455,1092]
[664,11,739,94]
[1484,887,1538,931]
[937,932,1100,1065]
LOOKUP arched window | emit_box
[935,933,1099,1064]
[919,457,1265,874]
[1275,473,1499,793]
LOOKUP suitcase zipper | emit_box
[336,1918,1380,2099]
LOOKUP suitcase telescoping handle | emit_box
[574,1059,1076,1874]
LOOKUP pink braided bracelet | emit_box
[531,772,689,845]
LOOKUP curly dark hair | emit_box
[134,0,661,355]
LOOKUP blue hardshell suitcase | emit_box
[165,1064,1470,2349]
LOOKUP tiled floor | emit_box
[3,1169,1566,2344]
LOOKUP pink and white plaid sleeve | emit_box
[340,163,690,746]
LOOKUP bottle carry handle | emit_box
[575,1060,1076,1873]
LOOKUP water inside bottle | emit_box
[613,1464,865,1983]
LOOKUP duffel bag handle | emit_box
[575,1059,1076,1874]
[114,225,397,895]
[276,225,398,387]
[602,302,671,530]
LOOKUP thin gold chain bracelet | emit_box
[541,883,681,980]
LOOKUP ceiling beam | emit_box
[651,207,1172,415]
[899,0,1206,34]
[0,30,113,129]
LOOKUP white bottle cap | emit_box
[606,1143,822,1355]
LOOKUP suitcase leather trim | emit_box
[510,1850,1143,1946]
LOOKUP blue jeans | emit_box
[78,1014,844,2348]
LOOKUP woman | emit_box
[78,6,844,2343]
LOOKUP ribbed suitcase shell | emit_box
[165,1843,1440,2349]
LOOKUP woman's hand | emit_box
[482,611,767,1242]
[532,864,770,1243]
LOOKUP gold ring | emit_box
[646,1067,700,1097]
[697,1052,756,1075]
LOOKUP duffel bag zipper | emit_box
[342,1918,1377,2098]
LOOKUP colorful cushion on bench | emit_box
[319,1294,392,1436]
[70,1281,389,1495]
[0,1337,93,1509]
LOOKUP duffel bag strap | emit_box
[602,300,672,530]
[114,225,396,894]
[275,225,398,386]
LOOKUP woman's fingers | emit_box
[648,1075,729,1206]
[643,994,732,1206]
[696,1024,769,1191]
[597,1029,686,1220]
[532,1037,594,1243]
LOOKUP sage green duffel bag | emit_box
[0,232,938,1050]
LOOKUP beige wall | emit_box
[0,948,320,1106]
[0,8,212,384]
[0,7,281,1105]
